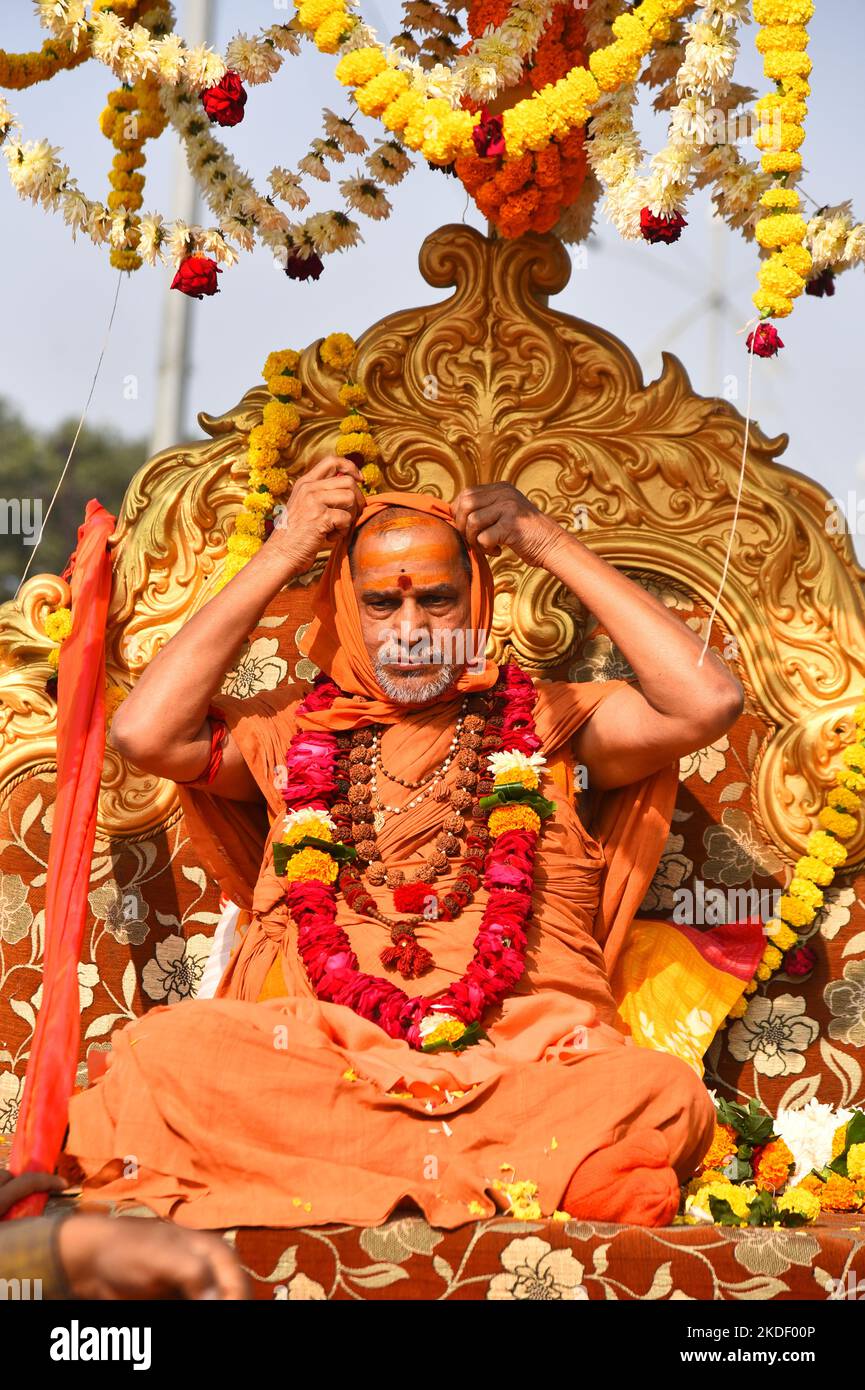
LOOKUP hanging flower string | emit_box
[719,691,865,1027]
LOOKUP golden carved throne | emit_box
[3,224,865,1299]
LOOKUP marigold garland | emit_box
[0,36,90,90]
[100,75,167,271]
[722,691,865,1028]
[750,0,814,338]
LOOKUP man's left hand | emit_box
[452,484,566,568]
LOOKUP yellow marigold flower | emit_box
[422,1018,466,1049]
[243,490,274,514]
[104,683,128,724]
[853,701,865,727]
[320,332,356,372]
[282,816,333,846]
[296,0,344,29]
[589,41,644,94]
[233,512,266,538]
[335,431,379,461]
[262,400,301,435]
[757,258,805,302]
[761,150,802,175]
[488,804,542,838]
[467,1200,486,1217]
[335,47,387,89]
[779,242,812,278]
[263,349,300,378]
[753,1138,793,1193]
[777,893,816,928]
[827,784,860,815]
[836,767,865,795]
[831,1123,848,1159]
[403,97,451,152]
[381,90,425,136]
[551,1209,570,1223]
[806,829,847,867]
[776,1186,819,1222]
[47,645,60,669]
[756,24,810,54]
[756,963,773,981]
[687,1168,727,1195]
[699,1123,738,1173]
[764,917,799,950]
[755,93,808,124]
[355,68,410,118]
[249,441,282,471]
[610,14,654,54]
[763,50,812,82]
[756,121,806,155]
[760,187,800,210]
[818,806,857,840]
[761,943,783,970]
[753,289,793,319]
[727,995,748,1018]
[256,467,290,496]
[45,607,73,642]
[755,212,808,250]
[283,846,339,884]
[787,877,824,909]
[267,375,301,401]
[753,0,814,22]
[743,977,758,995]
[360,462,383,491]
[793,855,834,888]
[847,1144,865,1184]
[314,11,356,53]
[339,412,369,434]
[227,533,261,559]
[493,767,539,790]
[339,382,366,409]
[691,1180,752,1221]
[842,743,865,773]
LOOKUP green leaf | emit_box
[272,835,356,877]
[717,1095,773,1146]
[478,783,556,818]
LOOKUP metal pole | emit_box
[150,0,215,454]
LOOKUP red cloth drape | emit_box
[5,499,115,1220]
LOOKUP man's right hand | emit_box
[267,454,366,576]
[57,1213,251,1300]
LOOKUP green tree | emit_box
[0,400,147,599]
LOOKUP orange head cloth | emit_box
[296,491,499,730]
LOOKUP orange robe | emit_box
[65,677,715,1229]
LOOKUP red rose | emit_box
[640,208,687,245]
[202,71,247,127]
[171,255,221,299]
[784,944,816,976]
[746,322,784,358]
[472,108,506,159]
[285,251,324,282]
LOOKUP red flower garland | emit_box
[279,662,544,1049]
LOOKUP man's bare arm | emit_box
[452,483,744,790]
[109,456,365,794]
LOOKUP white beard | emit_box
[374,657,461,705]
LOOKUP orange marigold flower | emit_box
[752,1138,794,1192]
[797,1172,863,1212]
[699,1122,738,1173]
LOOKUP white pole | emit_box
[150,0,216,454]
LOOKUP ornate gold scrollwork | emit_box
[2,224,864,862]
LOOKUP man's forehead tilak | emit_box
[354,516,464,593]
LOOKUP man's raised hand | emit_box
[452,483,565,568]
[267,454,366,575]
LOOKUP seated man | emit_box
[65,456,743,1230]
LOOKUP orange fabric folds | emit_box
[6,499,115,1220]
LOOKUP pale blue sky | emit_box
[1,1,863,556]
